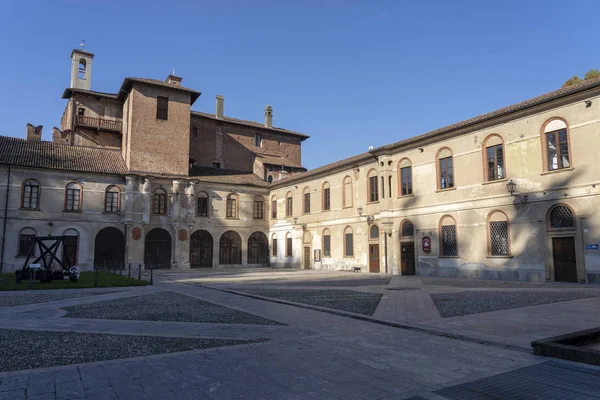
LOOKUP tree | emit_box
[562,76,582,87]
[584,69,600,80]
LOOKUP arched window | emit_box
[226,194,238,218]
[197,191,209,217]
[483,135,505,181]
[547,204,576,230]
[303,187,311,214]
[369,225,379,240]
[343,226,354,257]
[78,59,86,79]
[400,220,414,238]
[21,179,40,209]
[439,215,457,256]
[271,196,277,219]
[322,182,331,211]
[65,182,83,212]
[286,192,293,217]
[322,228,331,257]
[63,229,79,267]
[398,159,412,196]
[271,233,278,256]
[437,148,454,189]
[153,188,168,215]
[219,231,242,264]
[285,232,293,257]
[253,195,264,219]
[18,227,36,257]
[248,232,269,264]
[343,176,353,208]
[542,118,571,171]
[488,211,510,256]
[367,169,379,203]
[104,185,120,213]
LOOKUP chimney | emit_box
[264,105,273,128]
[26,124,42,142]
[165,74,182,86]
[216,95,224,119]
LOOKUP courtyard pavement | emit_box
[0,268,599,399]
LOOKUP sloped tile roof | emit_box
[62,88,119,100]
[254,153,305,170]
[128,166,269,187]
[0,136,128,175]
[118,77,201,104]
[191,111,309,139]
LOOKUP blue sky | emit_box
[0,1,598,170]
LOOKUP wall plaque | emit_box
[131,227,142,241]
[422,236,431,253]
[178,229,187,241]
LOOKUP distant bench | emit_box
[350,267,361,273]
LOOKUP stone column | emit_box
[124,175,136,225]
[172,180,181,222]
[142,178,151,224]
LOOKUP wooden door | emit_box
[369,244,380,273]
[552,237,577,282]
[401,242,415,275]
[304,246,311,269]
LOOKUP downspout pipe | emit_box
[0,165,11,272]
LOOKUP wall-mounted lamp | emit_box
[356,206,374,224]
[47,221,53,226]
[506,179,528,203]
[292,217,306,230]
[585,100,592,108]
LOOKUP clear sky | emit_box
[0,1,598,170]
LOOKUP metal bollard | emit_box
[128,263,131,278]
[138,264,141,280]
[94,267,99,288]
[150,267,153,285]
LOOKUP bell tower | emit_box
[70,48,94,90]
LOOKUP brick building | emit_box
[1,47,599,283]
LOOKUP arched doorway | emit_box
[303,230,312,270]
[94,227,125,270]
[248,232,268,264]
[400,220,415,275]
[220,231,242,265]
[190,230,213,268]
[144,228,172,269]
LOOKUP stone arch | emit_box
[190,230,213,268]
[144,228,172,269]
[94,227,125,269]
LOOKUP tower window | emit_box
[255,133,262,147]
[192,127,198,138]
[78,59,86,79]
[77,108,85,116]
[156,96,169,120]
[212,162,221,169]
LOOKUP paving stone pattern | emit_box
[423,276,585,289]
[238,288,383,315]
[64,290,284,325]
[270,277,392,287]
[0,291,116,307]
[0,329,265,372]
[430,290,600,317]
[435,361,600,399]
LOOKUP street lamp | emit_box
[506,179,528,203]
[292,217,306,231]
[356,206,374,224]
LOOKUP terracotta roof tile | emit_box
[62,88,118,100]
[253,153,305,170]
[130,166,269,187]
[191,111,309,139]
[0,136,128,175]
[118,77,201,104]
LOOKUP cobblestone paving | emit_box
[64,290,284,325]
[422,276,593,289]
[430,290,600,317]
[237,288,383,315]
[0,329,265,372]
[268,277,392,287]
[0,290,119,307]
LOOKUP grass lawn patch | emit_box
[0,271,149,291]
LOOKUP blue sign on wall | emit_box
[586,244,599,250]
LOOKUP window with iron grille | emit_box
[253,200,264,219]
[65,183,81,212]
[323,188,330,210]
[401,166,412,196]
[271,199,277,219]
[272,238,278,256]
[439,157,454,189]
[63,236,78,267]
[286,236,292,256]
[156,96,169,120]
[441,225,457,256]
[303,192,310,214]
[197,196,208,217]
[104,187,119,213]
[546,129,570,170]
[153,191,167,214]
[370,225,379,240]
[18,234,35,257]
[344,232,354,257]
[22,179,39,209]
[286,196,293,216]
[490,221,509,256]
[323,233,331,257]
[401,221,414,237]
[369,176,379,203]
[549,205,575,229]
[248,232,268,263]
[226,197,237,218]
[486,145,505,181]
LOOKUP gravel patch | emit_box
[270,278,391,287]
[431,290,600,318]
[422,277,594,289]
[64,291,283,325]
[238,288,382,315]
[386,287,420,291]
[0,291,118,307]
[0,329,265,372]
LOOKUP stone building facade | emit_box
[1,47,599,283]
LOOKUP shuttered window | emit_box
[156,96,169,120]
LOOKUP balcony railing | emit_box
[75,115,122,132]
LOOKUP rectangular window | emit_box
[197,197,208,216]
[388,176,392,198]
[66,188,81,211]
[192,127,198,138]
[401,167,412,196]
[105,192,119,213]
[304,193,310,214]
[369,176,379,203]
[286,237,292,256]
[345,233,354,257]
[18,234,35,257]
[272,238,278,256]
[286,197,292,217]
[153,193,167,215]
[323,234,331,257]
[323,188,330,211]
[546,129,570,170]
[439,157,454,189]
[490,221,509,256]
[486,145,505,181]
[254,133,262,147]
[226,198,237,218]
[271,200,277,219]
[156,96,169,120]
[253,200,264,219]
[381,176,385,199]
[441,225,457,256]
[212,162,221,169]
[23,184,39,209]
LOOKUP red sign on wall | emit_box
[422,236,431,253]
